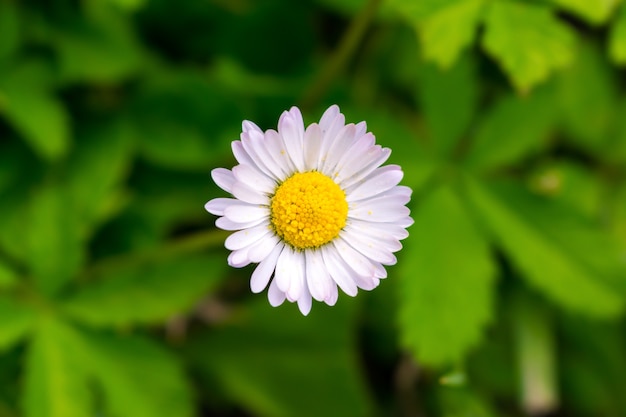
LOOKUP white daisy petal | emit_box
[245,129,284,180]
[333,133,375,183]
[325,282,339,306]
[355,276,380,291]
[305,250,334,302]
[230,182,269,205]
[268,279,286,306]
[242,120,262,134]
[240,132,278,180]
[232,164,276,194]
[286,250,305,302]
[211,168,236,193]
[204,198,238,216]
[346,165,404,202]
[248,234,280,263]
[265,129,295,175]
[224,204,268,223]
[297,285,312,316]
[250,243,284,293]
[338,146,392,189]
[224,223,271,251]
[318,112,346,169]
[319,104,340,130]
[344,221,403,252]
[349,198,411,222]
[274,246,297,293]
[321,124,356,175]
[355,121,367,137]
[206,105,412,315]
[303,123,323,171]
[227,249,252,268]
[216,216,265,231]
[397,216,415,229]
[231,140,255,167]
[279,108,306,172]
[341,228,397,265]
[321,245,358,297]
[333,238,377,279]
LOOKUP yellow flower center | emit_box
[270,171,348,249]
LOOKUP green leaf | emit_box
[0,261,18,289]
[65,118,134,236]
[551,0,619,25]
[482,0,575,92]
[390,0,486,68]
[498,183,626,296]
[609,4,626,65]
[26,184,84,296]
[464,177,623,317]
[51,10,145,83]
[560,317,626,416]
[81,331,193,417]
[0,63,70,161]
[0,297,35,351]
[527,161,602,217]
[398,185,496,367]
[607,97,626,163]
[189,300,372,417]
[437,385,499,417]
[0,0,20,60]
[132,71,238,170]
[63,254,226,328]
[22,318,92,417]
[556,42,617,152]
[106,0,147,12]
[465,87,557,171]
[417,54,478,156]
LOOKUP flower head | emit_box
[205,105,413,315]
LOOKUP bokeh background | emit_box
[2,0,626,416]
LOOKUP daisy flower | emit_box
[205,105,413,315]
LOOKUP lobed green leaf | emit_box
[398,185,496,367]
[0,297,35,351]
[464,177,624,317]
[390,0,486,68]
[189,300,372,417]
[81,331,194,417]
[63,254,226,328]
[26,184,84,296]
[482,0,575,92]
[417,54,479,157]
[465,87,557,171]
[21,318,92,417]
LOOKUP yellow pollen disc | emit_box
[270,171,348,249]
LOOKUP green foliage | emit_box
[26,184,85,296]
[399,185,496,366]
[465,179,623,317]
[0,62,70,161]
[416,55,478,156]
[80,331,193,417]
[189,300,372,417]
[63,255,225,327]
[482,1,575,92]
[22,318,93,417]
[0,298,35,351]
[0,0,626,416]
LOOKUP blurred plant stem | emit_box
[83,229,229,279]
[299,0,383,110]
[513,293,558,416]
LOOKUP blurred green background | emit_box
[2,0,626,416]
